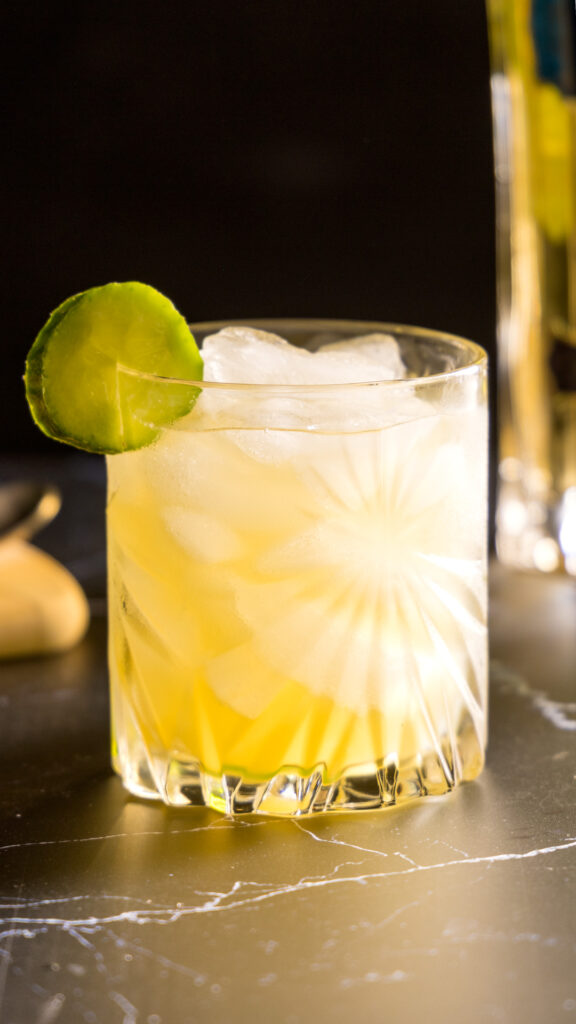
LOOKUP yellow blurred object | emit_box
[487,0,576,574]
[0,540,90,658]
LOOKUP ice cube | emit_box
[318,332,406,381]
[143,426,313,534]
[201,327,407,385]
[192,325,430,463]
[202,327,315,385]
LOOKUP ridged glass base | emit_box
[114,723,484,817]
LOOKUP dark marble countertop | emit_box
[0,455,575,1024]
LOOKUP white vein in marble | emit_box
[492,659,576,731]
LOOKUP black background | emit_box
[1,0,495,455]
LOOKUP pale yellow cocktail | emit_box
[107,321,488,815]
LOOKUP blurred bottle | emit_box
[487,0,576,574]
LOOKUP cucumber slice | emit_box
[25,282,203,453]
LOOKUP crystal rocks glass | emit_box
[106,321,488,816]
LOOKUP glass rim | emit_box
[126,319,487,391]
